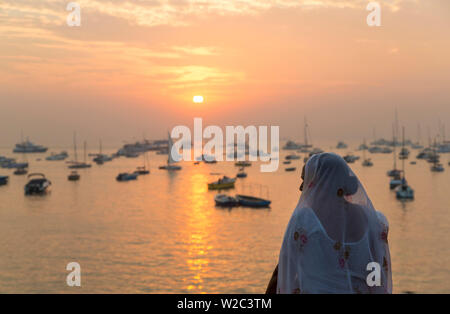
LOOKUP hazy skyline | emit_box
[1,0,449,147]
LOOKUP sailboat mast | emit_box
[84,141,87,163]
[392,124,397,170]
[402,127,405,178]
[73,132,78,162]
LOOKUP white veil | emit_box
[277,153,392,294]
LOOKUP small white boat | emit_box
[214,194,239,207]
[159,132,182,171]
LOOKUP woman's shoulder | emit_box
[291,207,321,232]
[375,211,389,230]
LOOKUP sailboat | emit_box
[159,132,182,171]
[361,138,373,167]
[93,140,112,165]
[300,116,313,153]
[68,133,91,169]
[387,124,401,178]
[135,151,150,175]
[396,127,414,200]
[430,139,444,172]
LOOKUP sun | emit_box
[193,95,204,103]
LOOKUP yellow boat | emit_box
[208,176,236,190]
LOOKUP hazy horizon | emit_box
[1,0,449,147]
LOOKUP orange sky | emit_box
[0,0,449,146]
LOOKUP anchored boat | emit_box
[24,173,51,195]
[208,176,236,190]
[0,175,8,186]
[214,194,239,207]
[236,195,271,208]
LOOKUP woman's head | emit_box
[300,153,359,198]
[296,152,371,242]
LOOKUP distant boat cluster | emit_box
[1,120,449,207]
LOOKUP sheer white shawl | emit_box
[277,153,392,294]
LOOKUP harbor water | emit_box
[0,146,449,293]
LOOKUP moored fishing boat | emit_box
[214,194,239,207]
[236,195,271,208]
[208,176,236,190]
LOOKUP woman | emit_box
[267,153,392,294]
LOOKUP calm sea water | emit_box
[0,145,449,293]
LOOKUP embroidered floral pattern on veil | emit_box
[294,227,308,251]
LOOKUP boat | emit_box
[285,154,301,160]
[134,151,150,175]
[430,140,444,172]
[92,140,112,165]
[46,151,68,161]
[134,166,150,175]
[396,181,414,200]
[410,161,417,165]
[336,141,348,149]
[236,167,247,178]
[399,147,410,160]
[14,167,28,175]
[235,161,251,167]
[68,171,80,181]
[0,175,8,186]
[362,159,373,167]
[361,139,373,167]
[283,141,302,150]
[283,161,291,165]
[159,132,182,171]
[214,194,239,207]
[24,173,51,195]
[236,195,271,208]
[116,173,138,181]
[387,125,400,177]
[343,154,358,163]
[68,135,91,169]
[396,127,414,200]
[0,159,28,169]
[13,136,48,153]
[116,139,168,156]
[389,172,403,190]
[208,176,236,190]
[431,163,445,172]
[285,167,297,172]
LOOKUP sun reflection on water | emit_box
[184,172,214,293]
